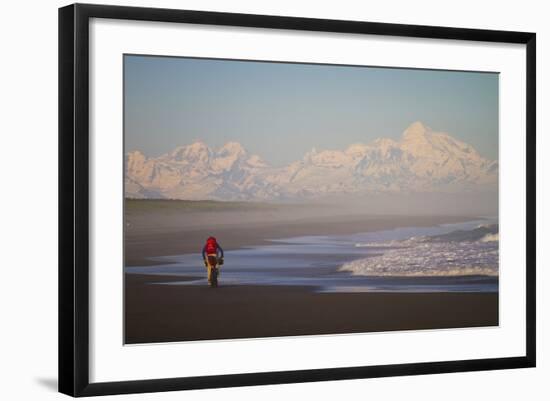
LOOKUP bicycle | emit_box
[204,256,224,288]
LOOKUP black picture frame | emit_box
[59,3,536,397]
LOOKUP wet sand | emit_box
[124,274,498,344]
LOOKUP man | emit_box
[202,236,224,286]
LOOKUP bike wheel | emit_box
[210,268,218,288]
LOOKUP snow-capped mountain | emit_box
[125,122,498,200]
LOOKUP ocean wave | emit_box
[355,224,498,248]
[355,240,405,248]
[342,225,499,277]
[427,224,498,243]
[480,233,499,242]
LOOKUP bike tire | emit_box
[210,268,218,288]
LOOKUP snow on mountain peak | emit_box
[126,150,147,173]
[218,141,246,156]
[402,121,430,141]
[126,124,498,201]
[246,154,268,168]
[373,137,398,150]
[126,150,145,161]
[169,141,211,161]
[345,143,369,157]
[211,142,250,172]
[177,140,209,154]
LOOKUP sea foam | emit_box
[341,225,499,277]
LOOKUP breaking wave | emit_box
[341,224,499,277]
[480,233,499,242]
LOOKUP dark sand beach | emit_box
[125,274,498,344]
[124,201,497,344]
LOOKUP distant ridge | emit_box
[125,122,498,200]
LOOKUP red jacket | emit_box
[202,237,224,258]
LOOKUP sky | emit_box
[124,55,499,166]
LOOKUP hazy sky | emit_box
[124,55,498,166]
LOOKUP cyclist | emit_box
[202,236,224,286]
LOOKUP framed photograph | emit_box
[58,3,536,397]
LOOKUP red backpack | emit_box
[205,237,218,254]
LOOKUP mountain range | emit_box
[125,122,498,201]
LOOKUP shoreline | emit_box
[125,213,482,266]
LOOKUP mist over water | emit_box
[316,190,499,217]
